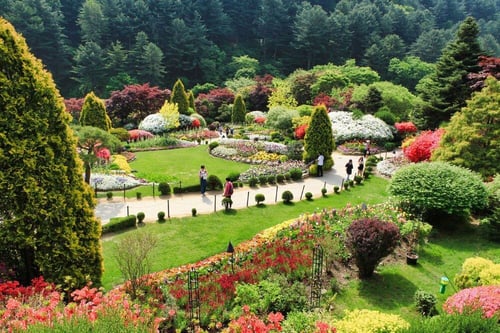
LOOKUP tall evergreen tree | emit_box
[418,17,483,129]
[79,91,112,131]
[303,105,335,164]
[232,94,247,123]
[170,79,190,115]
[0,18,103,288]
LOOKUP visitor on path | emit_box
[345,159,354,180]
[223,177,234,208]
[363,140,370,157]
[357,157,364,177]
[199,165,208,195]
[317,153,324,177]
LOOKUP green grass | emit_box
[333,225,499,324]
[101,176,390,289]
[96,146,250,198]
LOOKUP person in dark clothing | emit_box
[345,159,354,180]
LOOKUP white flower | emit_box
[139,114,167,134]
[90,173,142,191]
[329,111,393,142]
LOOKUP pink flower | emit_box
[443,285,500,318]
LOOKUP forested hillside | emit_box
[0,0,498,97]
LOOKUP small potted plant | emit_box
[404,219,432,265]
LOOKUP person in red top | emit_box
[223,177,234,208]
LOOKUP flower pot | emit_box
[406,253,419,265]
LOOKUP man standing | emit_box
[317,153,324,177]
[345,159,354,180]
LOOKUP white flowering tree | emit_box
[138,113,167,134]
[329,111,394,143]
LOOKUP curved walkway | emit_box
[94,152,383,223]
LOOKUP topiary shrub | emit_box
[346,218,400,278]
[136,192,142,200]
[276,174,285,183]
[354,175,363,184]
[227,172,240,182]
[414,290,437,317]
[191,208,197,217]
[106,191,113,199]
[305,192,313,200]
[207,174,223,190]
[157,211,166,222]
[267,175,276,185]
[158,182,171,195]
[259,175,268,185]
[344,182,349,190]
[334,186,340,193]
[308,164,318,176]
[389,162,488,225]
[248,177,258,187]
[255,193,265,206]
[289,168,303,181]
[282,190,294,204]
[102,215,136,234]
[136,212,145,223]
[208,141,219,151]
[321,188,327,197]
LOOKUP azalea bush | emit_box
[223,305,283,333]
[394,122,417,136]
[443,285,500,318]
[403,129,444,162]
[329,111,394,143]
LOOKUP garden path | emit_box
[94,151,388,223]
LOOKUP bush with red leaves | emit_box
[403,129,444,163]
[294,124,308,139]
[346,218,400,278]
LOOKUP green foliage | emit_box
[431,77,499,178]
[333,309,409,333]
[414,290,437,317]
[303,105,335,163]
[136,212,145,223]
[268,78,297,109]
[102,215,137,234]
[334,186,340,193]
[321,188,327,197]
[276,174,285,183]
[286,141,304,161]
[482,175,500,241]
[374,108,397,125]
[170,79,190,115]
[282,190,294,203]
[110,127,130,141]
[191,208,197,217]
[266,106,299,133]
[267,175,276,185]
[289,168,303,181]
[248,177,258,187]
[106,191,113,199]
[389,162,489,223]
[208,141,219,150]
[454,257,500,289]
[346,218,400,278]
[232,94,246,123]
[207,174,223,190]
[157,211,166,222]
[0,19,102,289]
[259,175,268,185]
[158,182,171,195]
[255,193,265,205]
[159,100,181,130]
[80,91,112,131]
[281,311,320,333]
[305,192,313,200]
[403,310,499,333]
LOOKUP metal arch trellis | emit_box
[310,244,324,309]
[188,268,200,331]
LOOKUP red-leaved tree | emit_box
[294,124,308,139]
[195,88,235,123]
[395,122,418,136]
[403,129,445,163]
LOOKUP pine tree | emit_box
[303,105,335,164]
[170,79,190,115]
[0,18,103,288]
[79,91,112,131]
[418,17,483,129]
[232,94,246,123]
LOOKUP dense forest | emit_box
[0,0,498,97]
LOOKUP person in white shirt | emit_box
[317,153,324,177]
[199,165,208,195]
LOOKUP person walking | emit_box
[199,165,208,195]
[345,159,354,180]
[223,177,234,209]
[357,157,364,177]
[317,153,324,177]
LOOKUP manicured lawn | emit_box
[96,146,250,198]
[101,176,390,289]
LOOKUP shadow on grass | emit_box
[222,209,238,216]
[358,272,418,310]
[256,204,267,208]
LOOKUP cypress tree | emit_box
[303,105,335,164]
[0,18,103,289]
[79,91,112,131]
[187,90,195,111]
[170,79,190,115]
[232,94,247,123]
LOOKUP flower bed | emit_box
[376,156,411,178]
[90,173,145,191]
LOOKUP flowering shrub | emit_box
[211,145,239,157]
[329,111,393,143]
[239,160,307,181]
[376,155,410,177]
[249,151,283,162]
[443,285,500,318]
[110,154,132,173]
[90,173,142,191]
[255,116,266,124]
[96,148,111,162]
[403,129,444,162]
[138,113,168,134]
[394,122,417,136]
[223,305,283,333]
[191,118,201,128]
[333,309,409,333]
[128,129,154,141]
[454,257,500,289]
[295,124,308,139]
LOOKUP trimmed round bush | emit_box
[248,177,258,187]
[267,175,276,184]
[255,193,265,205]
[227,172,240,182]
[157,211,166,222]
[305,192,313,200]
[389,162,488,223]
[334,186,340,193]
[208,141,219,151]
[158,182,171,195]
[137,212,145,223]
[289,168,303,181]
[276,174,285,183]
[207,174,223,190]
[346,218,400,278]
[321,188,327,196]
[282,190,294,203]
[258,175,268,185]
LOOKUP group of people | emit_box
[199,165,233,207]
[344,157,364,181]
